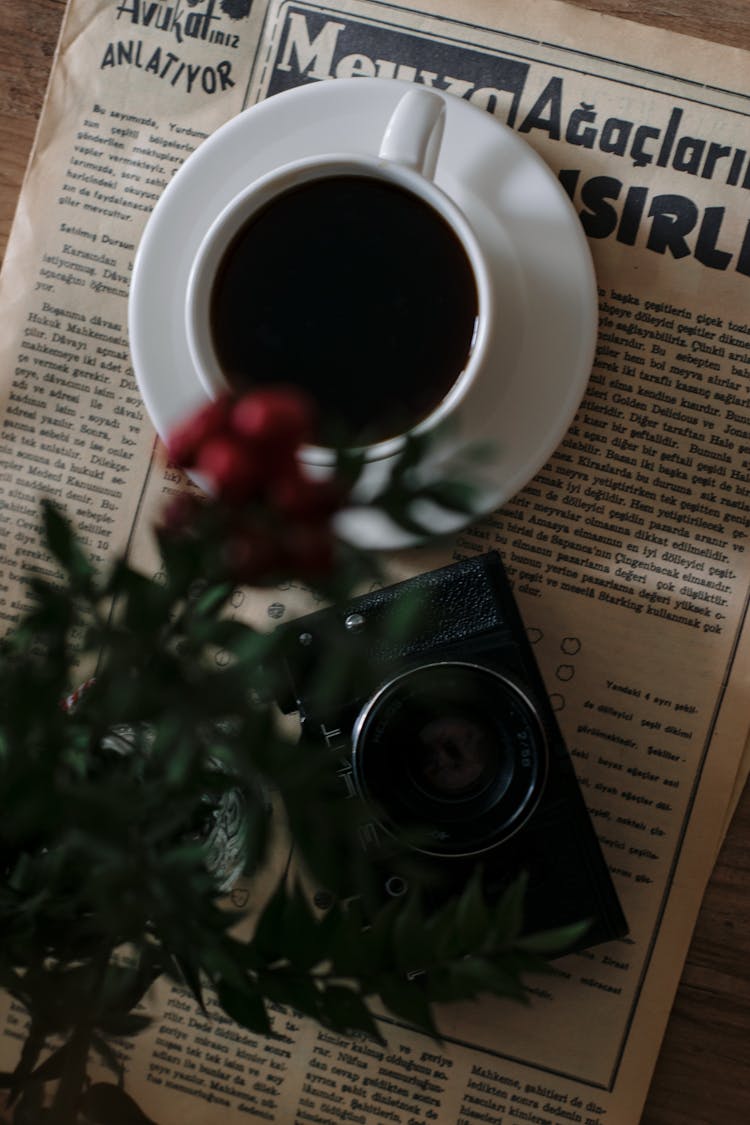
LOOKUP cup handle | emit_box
[379,89,446,180]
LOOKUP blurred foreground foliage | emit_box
[0,452,582,1124]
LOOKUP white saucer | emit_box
[129,78,597,550]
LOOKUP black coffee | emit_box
[209,175,478,446]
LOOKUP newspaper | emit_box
[1,1,749,1123]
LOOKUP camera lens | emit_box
[352,662,548,857]
[407,715,499,800]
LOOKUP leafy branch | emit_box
[0,394,575,1123]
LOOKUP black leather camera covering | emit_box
[276,552,627,950]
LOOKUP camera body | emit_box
[275,552,627,948]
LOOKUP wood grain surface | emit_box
[0,3,748,1123]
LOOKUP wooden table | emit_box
[1,2,748,1122]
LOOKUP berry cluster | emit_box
[162,389,343,583]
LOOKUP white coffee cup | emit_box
[184,88,495,467]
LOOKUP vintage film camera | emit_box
[274,552,627,949]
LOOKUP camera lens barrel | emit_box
[352,661,548,858]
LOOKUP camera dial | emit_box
[352,661,548,857]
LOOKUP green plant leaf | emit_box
[192,583,233,619]
[7,1022,45,1105]
[498,949,562,979]
[91,1034,125,1083]
[453,867,490,952]
[422,479,479,514]
[515,919,590,955]
[41,500,94,591]
[319,985,383,1042]
[96,1013,152,1038]
[280,882,329,970]
[395,430,430,474]
[79,1082,157,1124]
[392,891,427,974]
[352,897,401,980]
[25,1041,84,1091]
[11,1081,46,1125]
[216,981,272,1036]
[450,956,530,1003]
[257,970,322,1021]
[334,446,367,489]
[251,878,287,964]
[173,954,206,1013]
[376,974,439,1039]
[322,899,376,980]
[489,873,528,947]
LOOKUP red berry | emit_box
[160,493,202,536]
[167,397,232,467]
[284,521,336,577]
[271,467,344,521]
[196,436,262,502]
[230,388,316,454]
[224,527,279,585]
